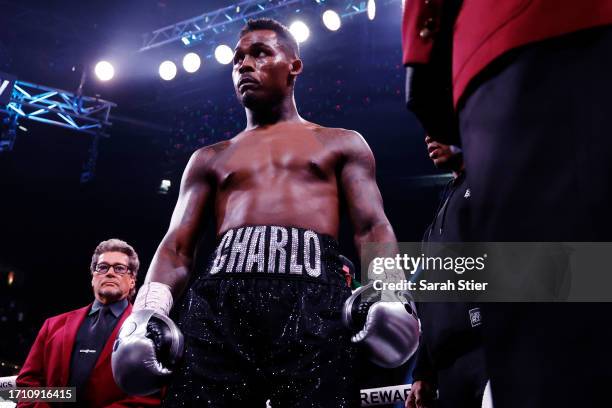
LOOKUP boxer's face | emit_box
[91,251,135,304]
[232,29,302,109]
[425,135,461,170]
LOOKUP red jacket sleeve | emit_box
[103,385,164,407]
[16,319,52,408]
[103,393,162,407]
[402,0,443,65]
[17,318,50,387]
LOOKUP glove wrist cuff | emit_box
[133,282,173,315]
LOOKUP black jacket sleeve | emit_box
[411,339,437,385]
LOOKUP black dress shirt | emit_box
[68,298,128,391]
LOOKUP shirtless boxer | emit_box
[112,18,414,407]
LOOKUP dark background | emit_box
[0,0,447,385]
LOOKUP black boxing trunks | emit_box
[163,225,360,408]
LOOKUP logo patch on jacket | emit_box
[469,307,482,327]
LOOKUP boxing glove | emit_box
[112,309,184,395]
[343,282,420,368]
[112,282,183,395]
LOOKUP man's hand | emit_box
[406,380,436,408]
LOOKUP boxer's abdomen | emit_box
[217,177,340,238]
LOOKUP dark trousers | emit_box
[459,25,612,408]
[436,346,487,408]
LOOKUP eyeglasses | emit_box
[94,263,131,275]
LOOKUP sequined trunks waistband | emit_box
[202,225,343,284]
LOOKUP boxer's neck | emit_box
[245,95,301,130]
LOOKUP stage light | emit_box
[183,52,201,73]
[289,21,310,43]
[367,0,376,20]
[181,33,200,46]
[158,179,171,194]
[215,44,234,65]
[159,60,177,80]
[94,61,114,81]
[322,10,341,31]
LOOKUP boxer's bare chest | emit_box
[208,126,341,190]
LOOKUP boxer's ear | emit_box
[290,58,303,76]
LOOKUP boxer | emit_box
[113,18,415,407]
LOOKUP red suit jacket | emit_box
[402,0,612,106]
[17,303,160,407]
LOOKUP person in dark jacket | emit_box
[406,136,487,408]
[403,2,612,407]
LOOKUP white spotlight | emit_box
[159,60,177,81]
[322,10,341,31]
[183,52,201,73]
[289,21,310,43]
[367,0,376,20]
[158,179,171,194]
[94,61,114,81]
[215,44,234,65]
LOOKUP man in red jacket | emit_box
[402,1,612,408]
[16,239,160,407]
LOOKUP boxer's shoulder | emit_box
[311,124,358,138]
[194,140,232,162]
[323,128,373,166]
[185,140,233,177]
[311,126,368,150]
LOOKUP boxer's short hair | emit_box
[90,238,140,278]
[239,18,300,58]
